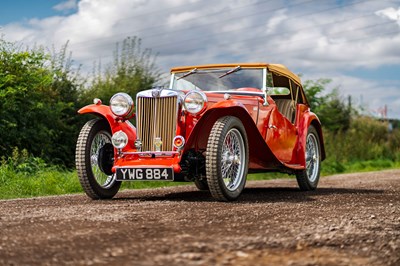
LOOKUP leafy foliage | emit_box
[324,116,395,162]
[0,36,160,168]
[80,36,160,105]
[0,39,84,167]
[1,33,399,196]
[303,77,400,174]
[316,89,352,132]
[303,79,351,132]
[48,42,86,166]
[302,78,331,111]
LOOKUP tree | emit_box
[0,38,84,167]
[303,78,351,132]
[302,78,331,111]
[48,42,86,166]
[316,89,351,132]
[1,39,51,157]
[0,35,159,168]
[80,36,160,105]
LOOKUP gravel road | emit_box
[0,169,399,265]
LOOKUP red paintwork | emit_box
[295,105,326,163]
[112,155,182,173]
[78,68,325,176]
[266,104,297,164]
[78,104,136,152]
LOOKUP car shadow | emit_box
[114,186,384,203]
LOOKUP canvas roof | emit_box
[170,63,302,86]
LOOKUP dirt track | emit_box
[0,169,399,265]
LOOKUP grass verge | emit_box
[1,159,399,200]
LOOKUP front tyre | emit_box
[76,119,121,199]
[296,125,321,191]
[206,116,249,201]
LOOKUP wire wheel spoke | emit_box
[90,131,114,188]
[221,128,245,191]
[305,133,320,183]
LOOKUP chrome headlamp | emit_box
[111,130,128,149]
[110,93,134,117]
[184,91,207,115]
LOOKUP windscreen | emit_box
[171,68,264,91]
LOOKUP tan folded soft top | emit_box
[170,63,301,86]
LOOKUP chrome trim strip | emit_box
[137,88,180,98]
[122,151,179,157]
[169,73,175,90]
[206,91,265,97]
[262,68,267,91]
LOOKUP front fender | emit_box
[185,103,281,170]
[209,99,247,109]
[78,104,137,150]
[184,100,248,151]
[78,104,117,127]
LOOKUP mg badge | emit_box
[152,89,161,98]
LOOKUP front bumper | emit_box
[112,151,182,173]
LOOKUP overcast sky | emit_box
[1,0,399,118]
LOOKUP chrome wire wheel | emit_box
[76,119,121,199]
[206,116,249,201]
[305,133,320,183]
[296,125,321,191]
[90,130,115,189]
[221,128,246,191]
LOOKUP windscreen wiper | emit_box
[218,66,241,78]
[177,68,197,80]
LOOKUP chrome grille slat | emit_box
[137,96,178,151]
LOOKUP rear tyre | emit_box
[206,116,249,201]
[296,125,321,191]
[76,119,121,199]
[194,177,209,191]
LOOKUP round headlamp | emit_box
[184,91,207,115]
[111,130,128,149]
[173,135,185,150]
[110,93,134,117]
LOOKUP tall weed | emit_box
[322,116,400,173]
[0,148,81,199]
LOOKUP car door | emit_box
[265,72,298,164]
[266,106,297,163]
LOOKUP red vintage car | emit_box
[76,63,325,201]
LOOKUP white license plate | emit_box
[116,167,174,181]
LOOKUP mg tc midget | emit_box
[76,63,325,201]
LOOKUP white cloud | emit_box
[1,0,399,117]
[53,0,78,11]
[2,0,399,72]
[265,9,287,34]
[376,7,400,26]
[167,11,199,27]
[302,72,400,119]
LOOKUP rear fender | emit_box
[78,104,137,150]
[296,110,326,166]
[185,103,281,170]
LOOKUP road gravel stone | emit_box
[0,169,399,265]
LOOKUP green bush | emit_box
[0,39,84,167]
[323,116,398,163]
[321,115,400,175]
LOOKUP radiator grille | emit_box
[136,96,178,151]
